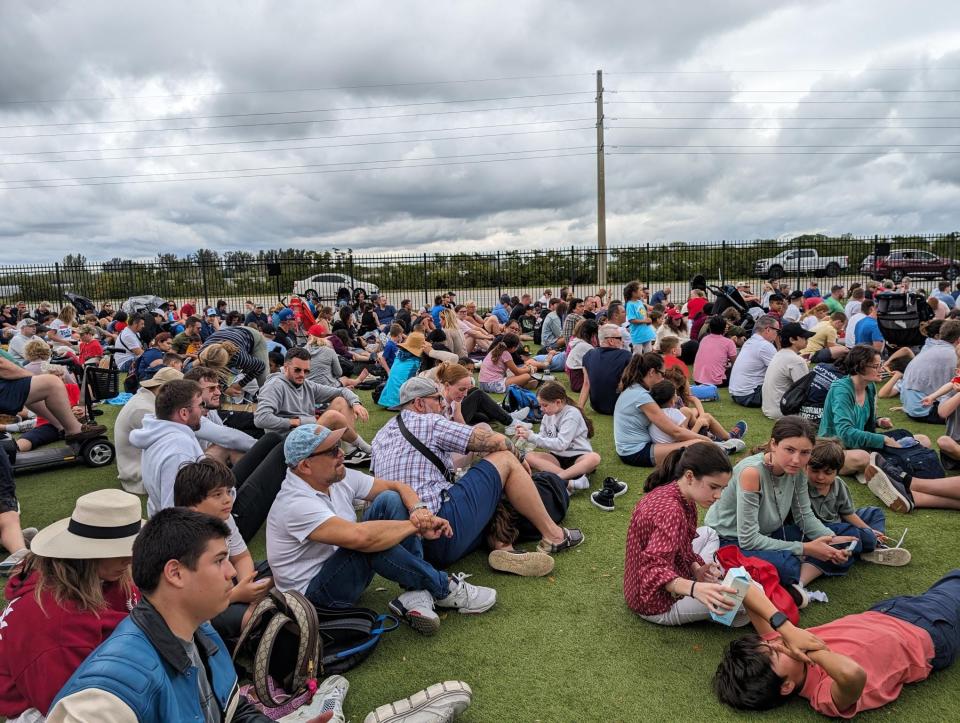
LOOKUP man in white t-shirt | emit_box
[113,314,146,371]
[266,424,497,636]
[729,315,780,407]
[783,291,803,323]
[762,322,814,420]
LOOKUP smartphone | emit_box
[830,540,858,552]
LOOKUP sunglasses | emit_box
[310,446,343,459]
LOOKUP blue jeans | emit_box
[825,506,885,555]
[870,569,960,671]
[533,352,566,371]
[721,523,858,586]
[305,491,448,607]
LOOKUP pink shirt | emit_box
[765,611,933,718]
[693,333,737,385]
[479,350,511,383]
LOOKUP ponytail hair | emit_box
[537,381,594,438]
[644,441,732,492]
[486,333,520,367]
[435,361,470,385]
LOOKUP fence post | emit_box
[199,255,210,309]
[795,235,802,290]
[496,250,502,299]
[348,251,355,290]
[645,243,651,287]
[54,262,64,305]
[568,246,575,293]
[721,240,727,282]
[422,253,429,308]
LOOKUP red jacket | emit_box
[0,570,139,717]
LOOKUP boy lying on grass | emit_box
[713,569,960,717]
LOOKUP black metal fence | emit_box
[3,234,959,312]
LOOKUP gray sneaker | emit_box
[435,573,496,614]
[388,590,440,635]
[21,527,38,549]
[0,547,28,577]
[312,674,350,723]
[363,680,473,723]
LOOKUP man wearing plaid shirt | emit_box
[372,378,584,578]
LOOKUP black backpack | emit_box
[780,363,846,423]
[514,472,570,542]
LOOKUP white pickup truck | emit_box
[754,248,849,280]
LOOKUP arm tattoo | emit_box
[466,427,507,454]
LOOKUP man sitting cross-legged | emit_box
[266,424,496,635]
[371,377,582,578]
[713,569,960,718]
[254,347,374,466]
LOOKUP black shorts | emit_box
[907,403,943,425]
[0,377,31,416]
[619,443,656,467]
[554,453,584,470]
[20,424,61,449]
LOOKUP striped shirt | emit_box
[199,327,265,388]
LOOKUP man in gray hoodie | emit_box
[255,347,373,465]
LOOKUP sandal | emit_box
[537,527,585,554]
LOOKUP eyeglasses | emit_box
[310,446,343,459]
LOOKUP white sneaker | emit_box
[509,407,530,421]
[435,573,496,614]
[716,438,746,454]
[0,547,28,577]
[311,674,350,723]
[388,590,440,635]
[363,680,473,723]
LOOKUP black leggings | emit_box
[230,432,287,542]
[460,387,513,426]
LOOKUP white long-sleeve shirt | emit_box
[526,403,593,457]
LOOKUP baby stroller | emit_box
[875,292,934,349]
[63,292,97,316]
[705,283,763,333]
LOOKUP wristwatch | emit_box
[768,611,789,630]
[409,502,429,513]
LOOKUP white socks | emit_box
[568,475,591,492]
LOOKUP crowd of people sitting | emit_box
[1,277,960,720]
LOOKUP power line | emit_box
[0,73,595,106]
[607,124,960,130]
[0,125,596,166]
[0,92,595,130]
[0,145,594,185]
[607,99,960,105]
[0,151,594,190]
[607,67,960,74]
[0,101,594,140]
[1,117,595,157]
[610,88,960,93]
[608,149,960,155]
[611,116,960,120]
[612,143,960,148]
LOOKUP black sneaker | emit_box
[342,448,371,466]
[590,487,616,512]
[603,476,628,497]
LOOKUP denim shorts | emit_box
[619,442,656,467]
[0,377,31,416]
[424,459,503,569]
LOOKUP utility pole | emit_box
[595,69,607,288]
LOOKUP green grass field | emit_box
[4,387,960,722]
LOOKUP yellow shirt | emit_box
[803,320,837,355]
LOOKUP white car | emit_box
[291,272,379,302]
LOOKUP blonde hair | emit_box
[78,324,96,336]
[435,361,471,385]
[25,339,51,361]
[198,342,238,384]
[440,308,458,329]
[802,302,829,320]
[58,305,76,326]
[20,553,134,615]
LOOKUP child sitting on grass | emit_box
[805,438,910,566]
[516,381,602,493]
[173,458,272,643]
[659,336,689,378]
[649,379,747,450]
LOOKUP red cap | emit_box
[308,323,329,337]
[665,308,685,320]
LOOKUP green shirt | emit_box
[808,478,856,525]
[818,376,886,450]
[824,296,845,314]
[705,453,833,555]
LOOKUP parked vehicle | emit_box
[291,272,379,303]
[861,248,960,282]
[754,248,848,280]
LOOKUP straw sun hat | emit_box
[30,489,144,560]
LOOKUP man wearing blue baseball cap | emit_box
[266,424,497,636]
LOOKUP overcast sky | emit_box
[2,0,960,263]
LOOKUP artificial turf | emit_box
[4,386,960,722]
